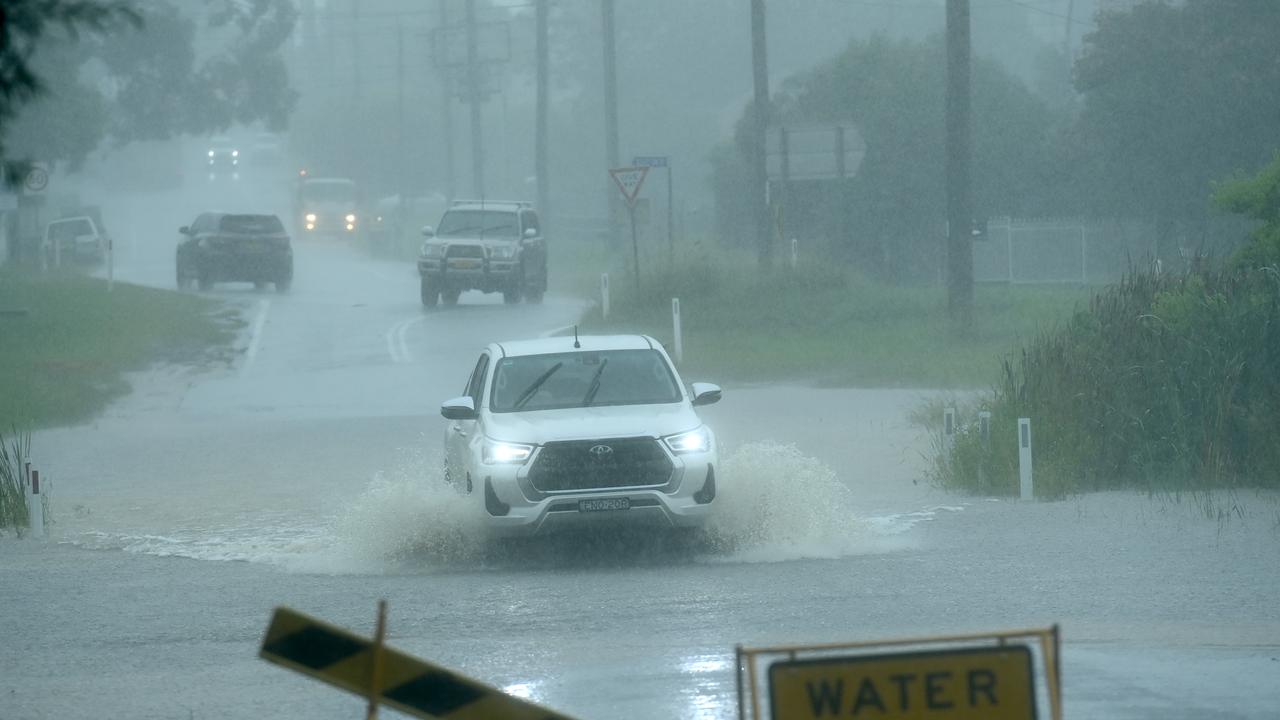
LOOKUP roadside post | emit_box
[107,236,114,292]
[978,410,991,487]
[672,298,683,365]
[942,407,957,458]
[632,156,672,267]
[27,467,44,538]
[609,166,650,291]
[1018,417,1033,500]
[790,237,797,270]
[365,600,387,720]
[601,273,610,320]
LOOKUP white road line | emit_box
[385,316,424,364]
[385,319,406,363]
[241,299,271,376]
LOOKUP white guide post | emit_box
[1018,417,1034,500]
[790,237,798,270]
[107,237,114,292]
[942,407,956,458]
[671,298,683,365]
[27,466,45,538]
[601,273,610,320]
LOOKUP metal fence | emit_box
[975,217,1162,285]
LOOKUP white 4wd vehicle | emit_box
[440,335,722,536]
[417,200,547,307]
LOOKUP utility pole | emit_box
[602,0,621,244]
[466,0,485,197]
[396,25,406,201]
[438,0,456,201]
[945,0,974,329]
[750,0,772,268]
[535,0,550,224]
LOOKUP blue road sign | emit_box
[632,156,668,168]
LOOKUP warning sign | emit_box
[260,606,577,720]
[608,166,649,206]
[769,645,1036,720]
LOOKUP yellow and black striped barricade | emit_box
[260,606,577,720]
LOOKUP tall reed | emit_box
[0,429,32,532]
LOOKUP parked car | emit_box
[176,212,293,292]
[43,216,107,265]
[439,334,722,537]
[417,199,547,307]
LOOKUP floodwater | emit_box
[2,180,1279,720]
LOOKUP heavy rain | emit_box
[1,1,1278,719]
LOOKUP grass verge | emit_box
[0,429,33,533]
[0,269,241,429]
[579,242,1093,388]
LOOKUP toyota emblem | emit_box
[588,444,614,459]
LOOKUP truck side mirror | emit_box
[523,228,537,239]
[179,226,190,235]
[422,226,435,238]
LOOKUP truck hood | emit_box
[482,403,702,445]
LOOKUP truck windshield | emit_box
[490,349,681,413]
[300,181,357,204]
[436,210,519,238]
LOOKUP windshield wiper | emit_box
[580,358,609,406]
[513,362,563,410]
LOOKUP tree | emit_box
[1074,1,1280,230]
[0,0,138,177]
[715,34,1059,281]
[1,0,297,170]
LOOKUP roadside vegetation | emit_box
[580,239,1091,387]
[0,429,36,534]
[0,269,241,429]
[930,158,1280,497]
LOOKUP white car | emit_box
[440,335,722,536]
[43,216,107,265]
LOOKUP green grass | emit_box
[579,243,1094,388]
[0,269,241,429]
[0,429,32,532]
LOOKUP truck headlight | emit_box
[483,439,534,464]
[489,244,517,260]
[305,213,317,222]
[664,426,711,454]
[345,213,356,223]
[420,242,444,258]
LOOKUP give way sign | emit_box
[609,166,649,206]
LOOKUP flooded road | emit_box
[3,185,1279,719]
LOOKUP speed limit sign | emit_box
[23,163,49,194]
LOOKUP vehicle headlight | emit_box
[231,150,239,157]
[483,439,534,464]
[664,426,712,454]
[345,213,357,223]
[420,242,444,258]
[489,244,517,260]
[305,213,317,222]
[207,150,214,157]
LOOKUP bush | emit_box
[936,265,1280,496]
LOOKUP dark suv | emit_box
[416,200,547,307]
[177,213,293,292]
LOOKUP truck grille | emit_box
[528,437,673,492]
[446,244,485,259]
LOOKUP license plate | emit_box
[578,497,630,513]
[451,259,481,269]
